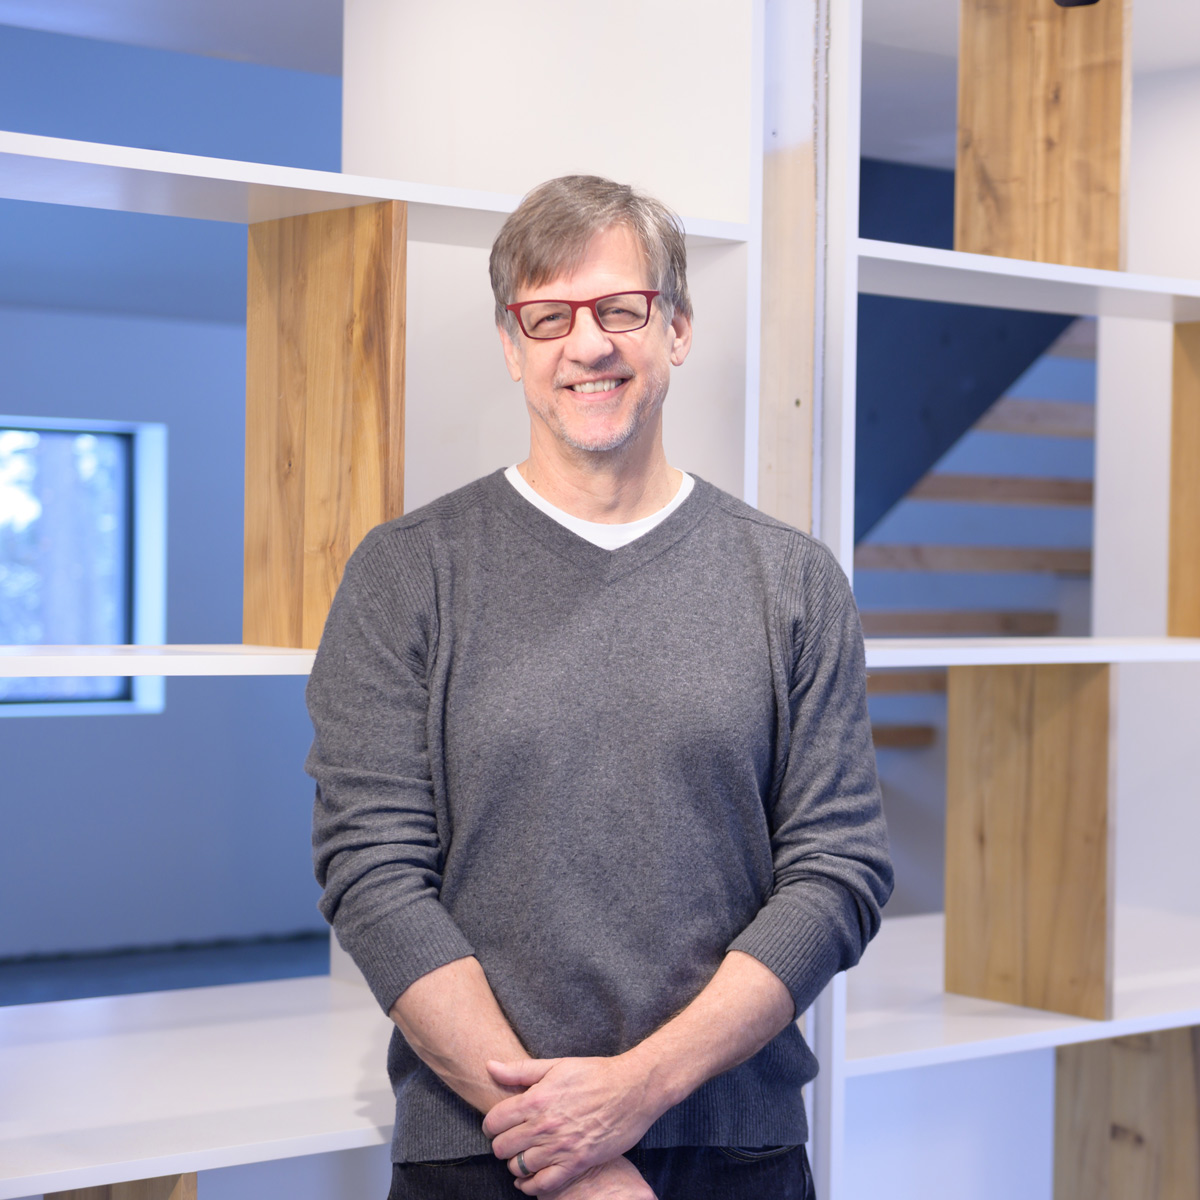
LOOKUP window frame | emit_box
[0,414,167,718]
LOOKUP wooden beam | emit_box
[976,398,1096,439]
[909,474,1094,506]
[757,140,816,532]
[855,544,1092,574]
[945,663,1112,1019]
[859,610,1058,636]
[867,669,948,695]
[48,1175,198,1200]
[1055,1029,1200,1200]
[1169,323,1200,636]
[244,201,407,649]
[872,724,937,750]
[956,0,1130,269]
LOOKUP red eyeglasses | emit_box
[506,291,660,340]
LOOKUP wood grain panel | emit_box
[245,201,407,649]
[956,0,1130,269]
[859,610,1058,636]
[49,1175,198,1200]
[909,474,1093,506]
[976,398,1096,439]
[855,544,1092,574]
[946,663,1112,1019]
[1170,323,1200,636]
[757,141,816,532]
[1055,1029,1200,1200]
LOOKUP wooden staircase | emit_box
[865,320,1096,748]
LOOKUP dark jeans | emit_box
[388,1143,815,1200]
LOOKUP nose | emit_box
[563,304,615,360]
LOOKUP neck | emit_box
[519,425,680,524]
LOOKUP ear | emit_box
[668,310,693,368]
[498,323,524,382]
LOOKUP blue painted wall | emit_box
[0,26,339,955]
[0,23,340,323]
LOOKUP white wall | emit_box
[342,0,755,226]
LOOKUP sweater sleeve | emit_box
[728,537,894,1015]
[305,529,475,1014]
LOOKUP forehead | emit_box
[517,225,651,300]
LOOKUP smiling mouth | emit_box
[567,378,626,394]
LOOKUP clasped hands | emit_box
[481,1051,666,1198]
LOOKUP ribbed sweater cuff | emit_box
[336,899,476,1015]
[727,890,848,1015]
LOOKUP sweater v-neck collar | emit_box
[484,467,717,581]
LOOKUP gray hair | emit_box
[489,175,692,337]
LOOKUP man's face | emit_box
[499,225,693,458]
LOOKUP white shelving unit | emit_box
[0,977,393,1200]
[0,644,314,676]
[846,911,1200,1078]
[858,237,1200,321]
[0,131,748,249]
[5,636,1200,678]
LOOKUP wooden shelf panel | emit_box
[0,645,315,676]
[846,911,1200,1078]
[863,636,1200,669]
[0,977,393,1200]
[0,131,748,248]
[858,238,1200,322]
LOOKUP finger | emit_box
[486,1057,556,1087]
[482,1097,535,1139]
[515,1163,575,1195]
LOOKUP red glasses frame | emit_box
[505,290,661,340]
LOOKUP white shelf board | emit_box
[858,238,1200,322]
[0,131,749,248]
[8,638,1200,677]
[864,636,1200,669]
[0,644,315,676]
[845,911,1200,1078]
[0,977,394,1199]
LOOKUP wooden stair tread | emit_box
[855,544,1092,574]
[871,724,938,750]
[909,474,1093,506]
[859,611,1060,636]
[867,669,948,694]
[976,398,1095,439]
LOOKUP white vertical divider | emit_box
[816,0,863,576]
[809,972,847,1198]
[743,0,767,506]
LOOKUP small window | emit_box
[0,416,166,717]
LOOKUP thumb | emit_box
[486,1057,557,1087]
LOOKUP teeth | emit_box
[570,379,622,394]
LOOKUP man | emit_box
[307,175,893,1200]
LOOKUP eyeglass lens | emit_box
[519,293,651,339]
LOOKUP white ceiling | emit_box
[0,0,342,75]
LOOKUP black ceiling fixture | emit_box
[1054,0,1101,7]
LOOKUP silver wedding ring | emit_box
[516,1151,532,1177]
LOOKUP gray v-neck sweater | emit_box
[306,470,892,1161]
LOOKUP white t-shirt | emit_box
[504,464,695,551]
